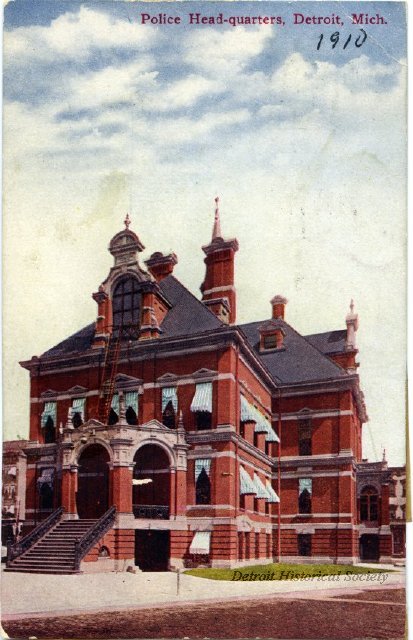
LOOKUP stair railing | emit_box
[73,506,116,570]
[6,506,64,565]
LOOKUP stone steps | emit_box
[6,518,99,574]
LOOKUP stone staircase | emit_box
[5,519,98,574]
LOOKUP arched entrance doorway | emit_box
[77,444,110,519]
[133,444,171,571]
[132,444,171,519]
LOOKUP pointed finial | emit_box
[382,448,387,462]
[212,196,222,240]
[350,299,354,314]
[124,213,131,229]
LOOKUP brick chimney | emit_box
[271,295,288,320]
[200,197,239,324]
[145,252,178,282]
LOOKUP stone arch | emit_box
[73,438,114,467]
[132,443,172,520]
[131,439,176,469]
[357,481,381,497]
[76,443,111,519]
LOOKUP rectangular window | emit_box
[41,402,57,428]
[360,495,368,521]
[299,478,312,514]
[298,534,312,556]
[240,494,246,510]
[191,382,212,430]
[245,532,250,560]
[255,532,260,559]
[266,533,271,558]
[72,398,86,427]
[195,459,211,505]
[299,420,312,456]
[263,334,277,350]
[238,532,244,560]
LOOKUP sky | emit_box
[2,1,407,465]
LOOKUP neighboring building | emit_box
[356,459,406,562]
[5,203,405,572]
[2,440,28,545]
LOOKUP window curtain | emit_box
[72,398,86,421]
[125,391,138,414]
[37,468,55,489]
[111,393,119,415]
[195,459,212,481]
[299,478,312,495]
[162,387,178,412]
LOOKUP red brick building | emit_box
[5,204,405,572]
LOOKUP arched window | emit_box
[72,412,83,429]
[108,409,118,426]
[360,486,379,522]
[126,406,137,426]
[112,278,141,331]
[44,416,56,443]
[196,468,211,505]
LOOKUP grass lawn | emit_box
[185,562,388,581]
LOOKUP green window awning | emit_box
[240,467,257,495]
[190,382,212,413]
[41,402,56,427]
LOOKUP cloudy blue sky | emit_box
[3,1,407,464]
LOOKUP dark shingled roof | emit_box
[41,323,96,358]
[39,274,347,387]
[158,275,223,336]
[40,275,223,358]
[305,330,347,355]
[239,320,347,385]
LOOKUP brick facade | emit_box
[9,208,405,570]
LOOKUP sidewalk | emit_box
[1,565,405,621]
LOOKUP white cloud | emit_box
[184,25,274,74]
[4,6,157,63]
[153,75,225,112]
[66,60,158,110]
[2,8,407,465]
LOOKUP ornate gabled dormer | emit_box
[200,197,239,325]
[259,319,286,352]
[92,216,172,347]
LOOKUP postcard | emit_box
[1,1,407,639]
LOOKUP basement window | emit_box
[298,534,312,556]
